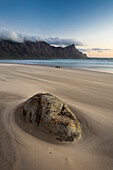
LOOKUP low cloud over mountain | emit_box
[0,28,83,47]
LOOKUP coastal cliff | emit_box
[0,40,87,59]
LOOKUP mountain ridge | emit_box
[0,40,87,59]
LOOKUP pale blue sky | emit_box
[0,0,113,57]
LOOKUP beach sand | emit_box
[0,63,113,170]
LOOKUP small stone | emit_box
[55,66,61,68]
[65,157,69,161]
[23,93,81,142]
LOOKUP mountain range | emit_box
[0,40,87,59]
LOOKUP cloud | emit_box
[0,28,83,46]
[91,48,111,52]
[0,28,43,43]
[78,48,111,53]
[78,48,90,52]
[0,29,23,42]
[45,37,83,46]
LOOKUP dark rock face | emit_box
[23,93,81,142]
[0,40,87,59]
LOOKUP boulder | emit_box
[23,93,81,142]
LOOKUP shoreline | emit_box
[0,63,113,170]
[0,62,113,75]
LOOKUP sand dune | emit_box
[0,64,113,170]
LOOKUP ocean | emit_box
[0,58,113,73]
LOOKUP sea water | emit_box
[0,58,113,73]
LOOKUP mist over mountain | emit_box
[0,29,83,46]
[0,40,87,59]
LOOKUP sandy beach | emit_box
[0,63,113,170]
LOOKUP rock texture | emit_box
[23,93,81,142]
[0,40,87,59]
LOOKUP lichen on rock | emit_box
[23,93,81,142]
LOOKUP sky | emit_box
[0,0,113,57]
